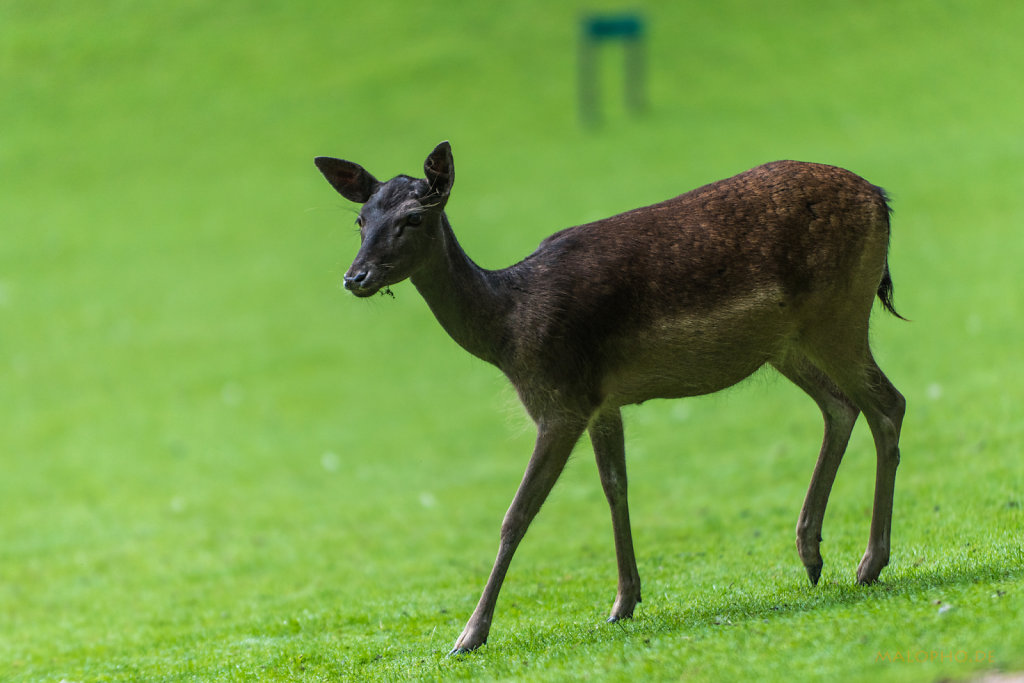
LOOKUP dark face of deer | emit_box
[315,142,454,297]
[342,175,437,297]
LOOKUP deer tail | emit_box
[874,186,907,321]
[877,263,906,320]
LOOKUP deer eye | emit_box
[406,213,423,226]
[354,215,364,227]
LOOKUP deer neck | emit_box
[409,215,511,367]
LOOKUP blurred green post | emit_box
[579,12,648,124]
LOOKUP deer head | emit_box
[315,141,455,297]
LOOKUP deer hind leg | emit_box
[589,407,641,622]
[772,354,860,585]
[844,356,905,583]
[807,343,905,585]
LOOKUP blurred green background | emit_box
[2,1,1022,680]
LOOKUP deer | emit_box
[314,141,906,655]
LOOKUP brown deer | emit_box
[314,142,906,655]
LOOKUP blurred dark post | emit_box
[579,13,647,124]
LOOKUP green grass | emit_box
[2,0,1023,680]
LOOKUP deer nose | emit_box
[344,270,368,290]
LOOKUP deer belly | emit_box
[602,298,792,403]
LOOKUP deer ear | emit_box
[314,157,380,203]
[424,141,454,200]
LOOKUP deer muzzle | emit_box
[343,267,380,297]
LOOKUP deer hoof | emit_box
[448,625,488,656]
[856,550,888,584]
[448,641,485,657]
[607,594,639,623]
[607,610,636,624]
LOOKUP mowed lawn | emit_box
[1,1,1022,681]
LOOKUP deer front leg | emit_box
[589,408,641,621]
[449,420,586,655]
